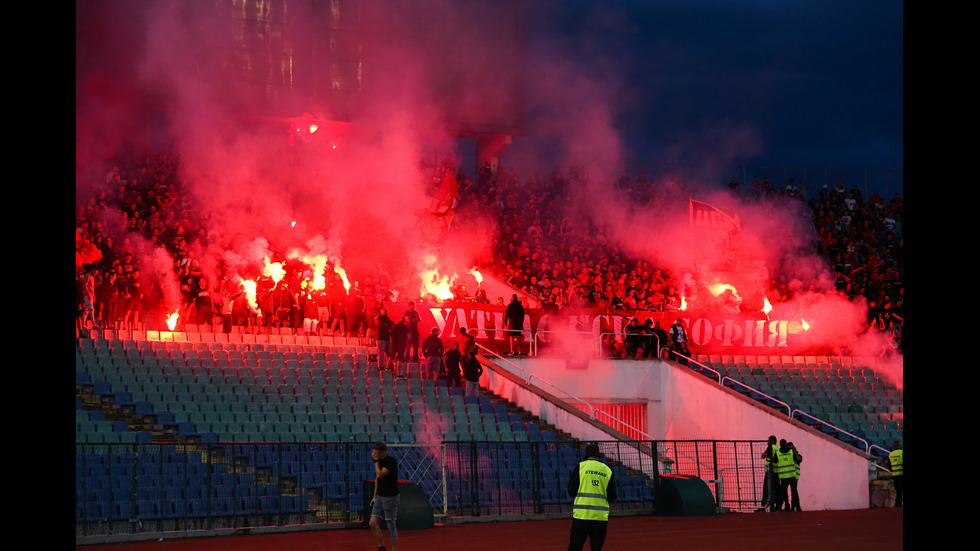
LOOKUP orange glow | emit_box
[288,251,328,286]
[166,312,179,331]
[801,319,810,331]
[312,273,326,290]
[284,250,344,293]
[469,267,483,285]
[263,257,285,284]
[334,265,351,294]
[422,271,455,300]
[709,282,740,298]
[679,296,688,310]
[291,220,296,228]
[241,279,259,312]
[708,281,743,308]
[420,255,456,300]
[309,123,318,134]
[762,297,772,314]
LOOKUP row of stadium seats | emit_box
[696,354,887,368]
[81,332,372,351]
[689,356,903,452]
[77,334,658,526]
[76,348,559,444]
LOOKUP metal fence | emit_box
[658,440,770,513]
[76,439,765,540]
[443,440,658,518]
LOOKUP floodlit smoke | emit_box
[76,230,103,268]
[77,0,523,310]
[414,410,450,444]
[76,1,900,385]
[146,246,182,315]
[534,311,600,361]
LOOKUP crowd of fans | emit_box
[473,167,902,326]
[76,149,188,331]
[472,164,684,313]
[76,150,903,352]
[808,182,903,336]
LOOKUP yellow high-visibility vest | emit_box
[774,449,796,479]
[888,449,903,476]
[572,460,612,521]
[765,443,778,471]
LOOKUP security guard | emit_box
[568,443,617,551]
[758,435,779,512]
[887,441,903,507]
[787,442,803,511]
[773,439,799,511]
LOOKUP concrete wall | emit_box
[481,356,869,510]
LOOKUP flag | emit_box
[690,198,741,270]
[414,170,459,248]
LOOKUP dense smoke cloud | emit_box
[76,1,900,378]
[77,0,522,294]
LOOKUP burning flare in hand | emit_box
[166,312,179,331]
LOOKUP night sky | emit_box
[76,1,904,195]
[517,1,903,193]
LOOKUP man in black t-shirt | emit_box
[504,294,525,354]
[404,301,422,361]
[462,350,483,397]
[376,308,395,371]
[421,327,444,380]
[369,442,399,551]
[443,341,463,388]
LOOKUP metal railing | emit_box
[532,330,595,357]
[477,344,652,440]
[76,439,765,542]
[598,332,662,359]
[791,410,870,452]
[720,376,793,417]
[498,329,534,355]
[673,352,889,459]
[443,440,657,518]
[477,343,592,418]
[868,444,891,459]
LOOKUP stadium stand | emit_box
[684,353,902,455]
[77,151,902,543]
[76,333,663,537]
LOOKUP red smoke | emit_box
[76,1,900,384]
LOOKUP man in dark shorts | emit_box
[370,442,399,551]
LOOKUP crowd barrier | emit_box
[75,439,766,541]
